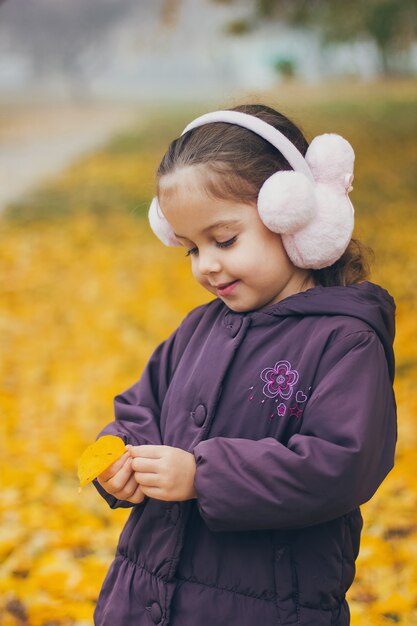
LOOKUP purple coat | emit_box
[93,281,397,626]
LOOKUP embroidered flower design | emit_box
[260,360,299,400]
[277,403,286,417]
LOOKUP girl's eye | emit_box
[185,236,237,257]
[216,236,237,249]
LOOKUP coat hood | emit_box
[250,280,396,382]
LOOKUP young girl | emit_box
[93,104,397,626]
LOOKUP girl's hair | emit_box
[157,103,373,287]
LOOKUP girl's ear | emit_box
[148,198,181,247]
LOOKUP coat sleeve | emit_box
[93,304,207,509]
[193,330,397,531]
[92,333,177,509]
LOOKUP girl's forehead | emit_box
[158,165,209,199]
[158,166,255,237]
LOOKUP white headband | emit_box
[182,111,315,182]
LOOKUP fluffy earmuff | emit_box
[148,111,355,269]
[257,132,355,268]
[148,197,181,247]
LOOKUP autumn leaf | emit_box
[77,435,126,488]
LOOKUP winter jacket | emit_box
[93,280,397,626]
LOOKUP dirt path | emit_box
[0,101,141,211]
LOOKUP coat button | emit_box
[224,313,243,338]
[192,404,207,427]
[150,601,162,623]
[230,317,242,337]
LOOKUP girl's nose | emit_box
[197,249,222,275]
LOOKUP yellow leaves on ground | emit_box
[0,209,205,626]
[77,435,126,488]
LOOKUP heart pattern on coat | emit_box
[296,391,307,403]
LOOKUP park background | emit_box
[0,1,416,624]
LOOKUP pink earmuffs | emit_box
[148,110,355,270]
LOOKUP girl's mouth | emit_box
[216,280,240,296]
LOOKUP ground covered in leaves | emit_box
[1,82,416,624]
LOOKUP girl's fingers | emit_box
[128,445,163,459]
[128,484,146,504]
[131,457,158,473]
[114,473,139,499]
[99,451,131,482]
[141,485,166,500]
[134,472,160,488]
[99,457,133,493]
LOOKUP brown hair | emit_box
[157,103,372,287]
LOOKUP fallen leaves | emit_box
[77,435,126,489]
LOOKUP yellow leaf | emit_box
[77,435,125,489]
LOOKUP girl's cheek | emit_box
[190,262,198,279]
[191,259,201,280]
[227,250,242,272]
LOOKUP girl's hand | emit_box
[97,451,146,504]
[128,445,197,502]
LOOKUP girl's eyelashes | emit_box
[185,236,237,257]
[217,236,237,249]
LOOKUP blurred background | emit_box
[0,1,416,624]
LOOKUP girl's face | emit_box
[158,166,315,313]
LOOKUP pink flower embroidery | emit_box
[277,403,286,417]
[260,360,299,400]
